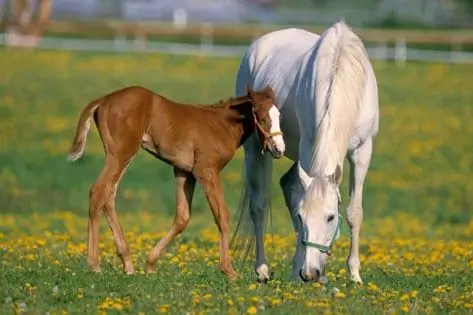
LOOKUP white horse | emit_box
[231,20,379,284]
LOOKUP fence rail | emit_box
[2,32,473,65]
[3,20,473,45]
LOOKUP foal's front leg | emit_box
[146,168,196,273]
[197,170,237,280]
[346,138,373,284]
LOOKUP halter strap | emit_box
[300,194,350,255]
[301,212,343,256]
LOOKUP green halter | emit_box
[300,195,350,255]
[301,212,344,256]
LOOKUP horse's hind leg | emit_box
[146,168,196,274]
[346,138,373,284]
[243,136,273,282]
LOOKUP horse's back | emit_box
[236,28,320,107]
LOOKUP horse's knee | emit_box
[346,204,363,226]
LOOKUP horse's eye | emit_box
[327,215,335,223]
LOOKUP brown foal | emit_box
[67,85,285,280]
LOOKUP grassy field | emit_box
[0,47,472,314]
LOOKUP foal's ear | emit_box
[328,165,342,186]
[245,83,253,95]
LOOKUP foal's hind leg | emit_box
[88,153,136,274]
[346,138,373,284]
[146,168,196,274]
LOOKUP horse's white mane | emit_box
[309,21,368,178]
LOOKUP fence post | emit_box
[134,33,148,51]
[200,23,213,51]
[114,31,126,52]
[451,40,463,63]
[395,38,407,67]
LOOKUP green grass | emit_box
[0,48,472,314]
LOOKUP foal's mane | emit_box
[205,95,251,109]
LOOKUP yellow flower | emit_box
[335,291,346,299]
[247,306,258,314]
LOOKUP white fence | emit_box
[2,32,473,65]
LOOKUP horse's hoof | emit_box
[255,264,271,283]
[350,274,363,285]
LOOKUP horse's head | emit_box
[296,164,343,282]
[246,84,285,159]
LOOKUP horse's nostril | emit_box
[300,268,320,282]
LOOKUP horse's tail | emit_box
[309,20,367,175]
[230,153,273,272]
[230,55,274,272]
[67,98,103,162]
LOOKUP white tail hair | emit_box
[309,20,367,176]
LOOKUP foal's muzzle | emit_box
[267,140,284,159]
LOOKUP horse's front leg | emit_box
[244,136,273,282]
[279,162,306,281]
[346,138,373,284]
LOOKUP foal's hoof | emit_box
[227,272,238,281]
[145,262,157,275]
[221,267,238,281]
[88,265,102,273]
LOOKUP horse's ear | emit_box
[328,165,342,186]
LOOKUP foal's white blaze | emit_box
[268,105,285,154]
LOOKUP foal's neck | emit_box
[214,98,256,149]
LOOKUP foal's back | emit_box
[97,86,233,172]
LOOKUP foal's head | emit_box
[245,85,285,159]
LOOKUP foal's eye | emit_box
[327,215,335,223]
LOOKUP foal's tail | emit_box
[67,98,102,162]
